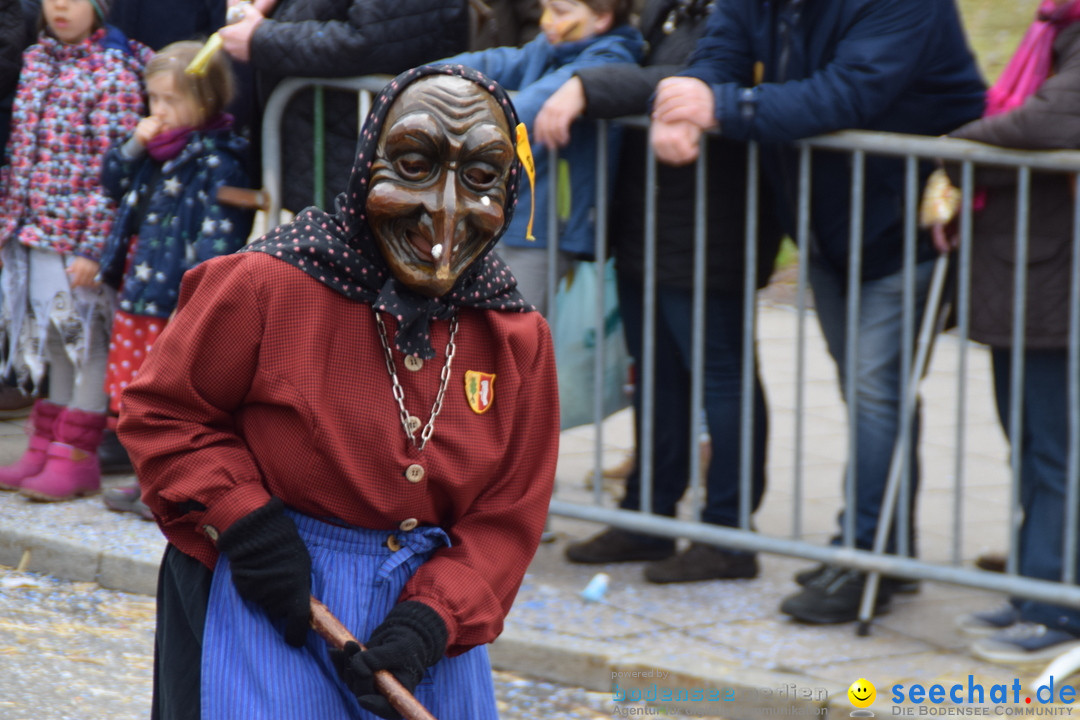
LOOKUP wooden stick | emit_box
[309,597,439,720]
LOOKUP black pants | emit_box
[152,544,213,720]
[616,279,768,528]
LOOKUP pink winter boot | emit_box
[0,400,64,491]
[20,408,107,502]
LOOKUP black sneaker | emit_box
[794,563,829,586]
[564,528,676,564]
[644,543,758,584]
[780,567,891,624]
[795,563,921,594]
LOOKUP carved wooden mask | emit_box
[366,75,516,298]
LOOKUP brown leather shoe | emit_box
[975,552,1007,573]
[644,543,758,583]
[564,528,676,564]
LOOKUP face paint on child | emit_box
[539,0,610,44]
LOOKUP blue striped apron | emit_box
[201,511,499,719]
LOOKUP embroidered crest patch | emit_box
[465,371,495,414]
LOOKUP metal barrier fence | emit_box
[260,76,1080,618]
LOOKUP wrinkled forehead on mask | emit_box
[375,75,514,176]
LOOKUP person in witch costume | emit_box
[117,64,559,720]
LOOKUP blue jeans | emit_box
[991,348,1080,633]
[809,257,935,552]
[617,281,767,529]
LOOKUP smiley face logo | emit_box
[848,678,876,708]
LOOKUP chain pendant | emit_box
[374,310,458,451]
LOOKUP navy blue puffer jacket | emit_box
[681,0,986,280]
[99,128,254,318]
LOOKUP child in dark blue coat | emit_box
[98,40,253,519]
[439,0,643,314]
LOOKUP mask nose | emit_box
[429,168,458,280]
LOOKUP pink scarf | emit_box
[985,0,1080,116]
[146,113,234,162]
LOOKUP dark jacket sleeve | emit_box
[250,0,470,78]
[682,0,940,143]
[951,26,1080,150]
[578,0,706,120]
[0,1,24,100]
[579,63,680,119]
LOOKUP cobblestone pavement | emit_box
[0,569,727,720]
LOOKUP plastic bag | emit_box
[552,259,632,430]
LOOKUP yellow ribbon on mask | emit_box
[515,123,536,241]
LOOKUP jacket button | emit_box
[386,534,401,552]
[399,518,419,532]
[406,415,422,433]
[405,464,425,483]
[404,356,424,371]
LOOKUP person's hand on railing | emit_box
[651,77,717,131]
[534,76,586,149]
[650,77,717,166]
[650,118,704,166]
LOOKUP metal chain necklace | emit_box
[374,309,459,451]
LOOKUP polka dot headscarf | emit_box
[242,64,532,359]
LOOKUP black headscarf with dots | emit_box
[241,64,532,359]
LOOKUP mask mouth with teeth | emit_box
[240,65,532,360]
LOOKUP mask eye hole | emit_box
[462,163,500,192]
[395,154,433,181]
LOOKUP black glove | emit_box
[330,601,448,720]
[216,497,312,647]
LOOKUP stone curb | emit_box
[0,527,159,595]
[1,525,849,719]
[489,624,849,720]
